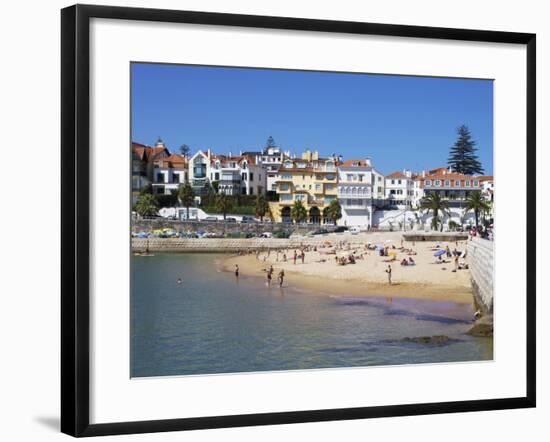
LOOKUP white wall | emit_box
[2,1,547,442]
[373,208,477,230]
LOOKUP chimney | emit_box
[365,157,372,166]
[422,170,426,178]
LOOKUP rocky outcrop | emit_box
[467,315,493,337]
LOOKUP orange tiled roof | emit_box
[386,171,407,179]
[340,159,370,167]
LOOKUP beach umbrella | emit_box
[434,249,446,257]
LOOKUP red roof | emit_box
[155,154,188,169]
[386,171,407,179]
[340,159,370,167]
[132,142,169,162]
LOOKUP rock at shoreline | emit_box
[467,314,493,337]
[402,335,451,344]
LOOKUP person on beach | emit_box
[385,264,392,285]
[453,255,459,272]
[235,264,239,278]
[278,270,285,287]
[293,250,297,265]
[301,251,305,264]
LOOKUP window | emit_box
[378,176,381,182]
[281,174,292,180]
[249,187,254,195]
[249,173,254,181]
[473,180,479,186]
[425,180,431,186]
[398,179,402,185]
[397,189,403,195]
[156,173,163,182]
[390,189,396,195]
[435,180,441,186]
[241,173,246,181]
[465,180,471,187]
[315,183,321,191]
[391,179,395,185]
[325,184,333,191]
[347,174,353,181]
[279,183,289,191]
[214,172,220,181]
[445,180,450,186]
[280,194,292,201]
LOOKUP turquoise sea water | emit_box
[131,253,492,377]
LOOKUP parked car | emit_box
[204,216,218,222]
[225,217,237,223]
[259,232,273,238]
[240,215,257,223]
[350,226,361,235]
[333,226,349,233]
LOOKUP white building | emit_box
[241,146,290,194]
[385,170,415,208]
[211,155,266,196]
[188,149,213,196]
[151,154,188,196]
[371,167,386,207]
[337,159,374,227]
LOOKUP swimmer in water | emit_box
[177,278,182,284]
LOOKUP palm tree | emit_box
[254,194,269,222]
[215,193,233,220]
[178,182,195,220]
[290,200,307,224]
[464,191,491,230]
[420,192,450,231]
[135,193,159,217]
[326,199,342,225]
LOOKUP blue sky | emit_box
[131,63,493,175]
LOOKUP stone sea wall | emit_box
[402,232,468,242]
[466,237,494,314]
[132,237,330,253]
[132,219,319,236]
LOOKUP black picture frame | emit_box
[61,4,536,437]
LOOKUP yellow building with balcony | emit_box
[270,150,338,224]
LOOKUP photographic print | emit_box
[130,63,494,378]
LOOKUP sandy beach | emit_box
[222,231,473,304]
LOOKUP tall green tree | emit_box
[266,135,276,148]
[420,192,450,231]
[215,193,233,220]
[326,200,342,225]
[179,144,190,157]
[464,191,491,230]
[178,181,195,220]
[135,193,159,217]
[447,125,484,175]
[290,200,307,224]
[254,194,269,222]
